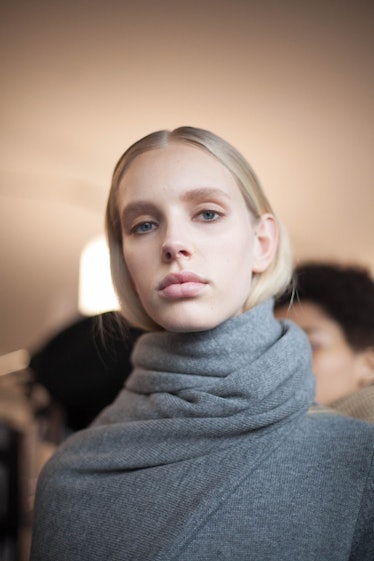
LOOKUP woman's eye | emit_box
[132,221,156,234]
[199,210,220,221]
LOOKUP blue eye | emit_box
[200,210,219,221]
[133,221,155,234]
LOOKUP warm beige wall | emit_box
[1,0,373,353]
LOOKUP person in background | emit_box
[275,262,374,423]
[31,127,374,560]
[29,312,142,435]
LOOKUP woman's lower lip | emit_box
[159,282,207,299]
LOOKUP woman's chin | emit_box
[145,298,241,333]
[154,311,227,334]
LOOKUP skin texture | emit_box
[275,301,374,404]
[117,142,277,333]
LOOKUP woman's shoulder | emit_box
[332,385,374,424]
[295,404,374,469]
[306,402,374,438]
[307,402,374,432]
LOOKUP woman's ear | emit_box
[252,213,278,273]
[357,349,374,388]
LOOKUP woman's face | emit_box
[275,301,369,404]
[117,142,273,332]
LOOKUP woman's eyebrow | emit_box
[181,187,231,202]
[121,187,230,224]
[121,201,158,225]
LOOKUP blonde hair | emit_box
[106,126,292,331]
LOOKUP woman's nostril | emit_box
[162,242,191,261]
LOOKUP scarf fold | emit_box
[46,300,315,468]
[31,300,315,561]
[89,300,315,459]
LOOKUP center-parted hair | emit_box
[106,126,292,331]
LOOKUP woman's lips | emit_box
[158,272,208,299]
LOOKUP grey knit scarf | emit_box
[31,300,315,561]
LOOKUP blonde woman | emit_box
[31,127,374,561]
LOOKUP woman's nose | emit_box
[161,229,193,262]
[161,241,193,262]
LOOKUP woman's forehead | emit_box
[117,142,241,201]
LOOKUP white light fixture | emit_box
[79,235,119,315]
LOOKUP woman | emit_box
[31,127,374,561]
[275,262,374,422]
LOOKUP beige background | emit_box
[1,0,373,355]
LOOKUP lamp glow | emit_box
[79,235,119,315]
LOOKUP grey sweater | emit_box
[30,301,374,560]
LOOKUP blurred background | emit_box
[0,1,373,558]
[1,0,373,357]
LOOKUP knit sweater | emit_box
[30,301,374,561]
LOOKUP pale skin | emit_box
[275,301,374,404]
[117,142,278,333]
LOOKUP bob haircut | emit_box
[106,126,292,331]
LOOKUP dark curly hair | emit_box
[275,262,374,351]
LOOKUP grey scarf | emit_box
[31,300,315,561]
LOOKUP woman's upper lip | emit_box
[158,272,207,290]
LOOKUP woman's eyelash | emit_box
[127,207,224,234]
[131,221,156,234]
[197,209,222,221]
